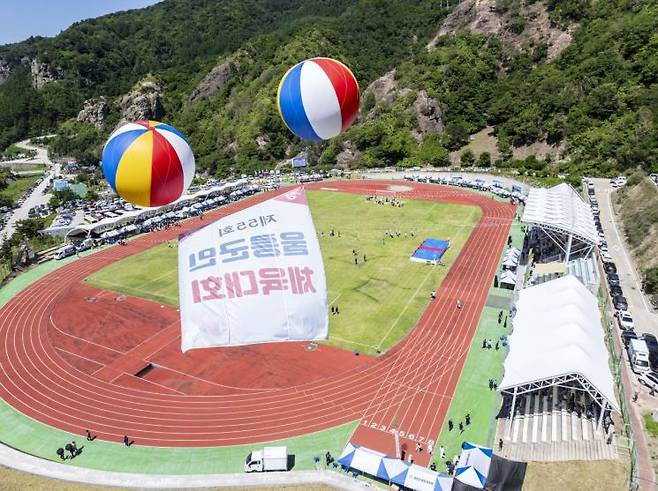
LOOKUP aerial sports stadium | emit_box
[0,47,538,491]
[0,178,517,486]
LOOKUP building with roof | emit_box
[522,183,598,262]
[495,275,619,462]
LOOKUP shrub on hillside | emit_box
[644,267,658,295]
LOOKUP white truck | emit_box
[628,338,650,374]
[244,446,288,472]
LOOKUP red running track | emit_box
[0,180,513,466]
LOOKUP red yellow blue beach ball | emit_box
[101,121,195,207]
[277,57,360,141]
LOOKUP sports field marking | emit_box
[55,347,104,368]
[48,313,123,354]
[137,267,178,289]
[329,293,342,306]
[111,371,187,395]
[329,335,379,350]
[375,205,479,351]
[90,280,176,305]
[375,263,437,351]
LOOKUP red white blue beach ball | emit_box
[101,120,195,208]
[277,57,360,141]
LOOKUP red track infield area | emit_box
[0,180,513,466]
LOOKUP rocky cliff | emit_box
[0,60,11,85]
[188,57,241,104]
[30,59,62,89]
[427,0,573,61]
[77,97,110,129]
[119,79,164,122]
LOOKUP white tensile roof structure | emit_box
[500,275,619,424]
[522,183,598,260]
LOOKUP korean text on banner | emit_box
[178,187,328,351]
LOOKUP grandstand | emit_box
[522,183,598,263]
[496,276,619,462]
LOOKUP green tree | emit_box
[415,135,449,167]
[49,188,78,208]
[15,217,47,240]
[460,149,475,166]
[477,152,492,167]
[644,266,658,294]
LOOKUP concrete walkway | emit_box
[0,442,371,490]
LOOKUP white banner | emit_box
[178,187,328,351]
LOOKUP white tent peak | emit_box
[522,183,598,246]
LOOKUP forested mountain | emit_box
[0,0,656,180]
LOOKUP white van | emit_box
[76,238,94,253]
[54,245,76,260]
[628,338,650,374]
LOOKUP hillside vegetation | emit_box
[0,0,656,180]
[614,175,658,301]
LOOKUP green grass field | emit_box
[0,175,40,204]
[0,396,357,474]
[85,190,480,355]
[430,217,524,465]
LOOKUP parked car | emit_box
[639,371,658,393]
[607,273,620,287]
[54,245,76,260]
[643,334,658,371]
[622,330,638,347]
[75,238,94,253]
[605,262,617,274]
[601,251,613,263]
[613,295,628,310]
[628,338,651,374]
[617,311,635,330]
[609,285,623,296]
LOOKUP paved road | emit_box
[0,442,370,490]
[593,178,658,338]
[1,139,61,241]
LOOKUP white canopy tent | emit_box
[500,270,517,288]
[337,443,453,491]
[502,256,519,269]
[522,183,597,261]
[454,442,492,489]
[499,275,619,437]
[503,247,520,260]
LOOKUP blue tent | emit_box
[455,442,493,489]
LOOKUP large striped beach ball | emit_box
[101,121,195,207]
[277,57,360,141]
